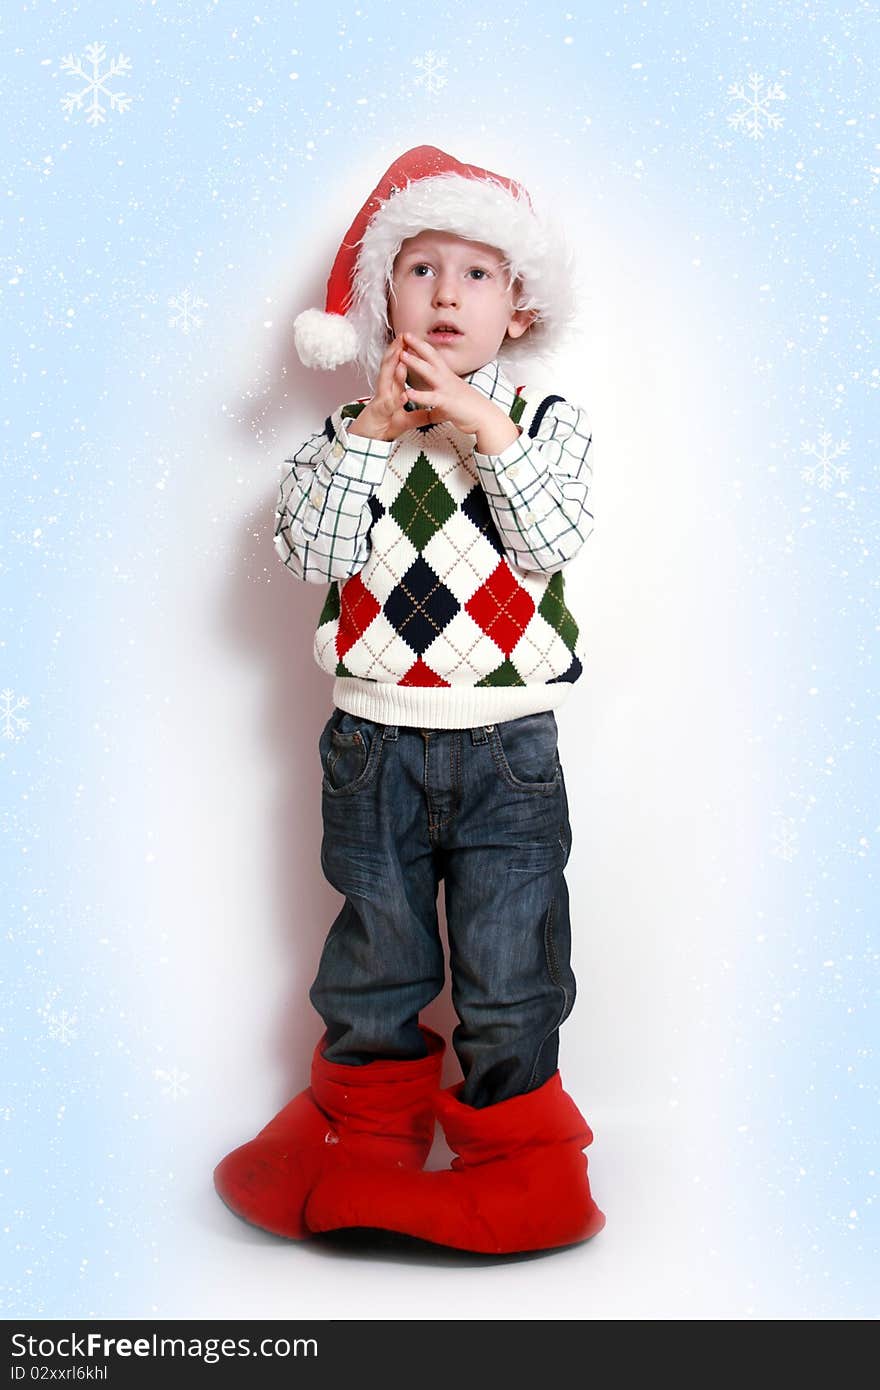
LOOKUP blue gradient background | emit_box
[2,0,877,1320]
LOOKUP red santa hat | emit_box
[293,144,576,390]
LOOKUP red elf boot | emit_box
[213,1026,445,1239]
[304,1070,605,1254]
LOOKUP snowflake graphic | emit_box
[168,290,207,335]
[771,816,799,862]
[727,72,786,140]
[801,431,850,489]
[412,51,448,95]
[59,42,133,128]
[1,689,30,742]
[47,1010,78,1045]
[154,1066,190,1101]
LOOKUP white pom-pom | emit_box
[293,308,359,370]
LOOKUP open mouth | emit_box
[428,326,464,342]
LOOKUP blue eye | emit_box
[409,265,491,279]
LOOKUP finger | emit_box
[402,331,430,354]
[402,333,441,366]
[393,357,411,407]
[400,343,437,377]
[401,347,451,394]
[374,350,408,419]
[400,358,436,397]
[396,407,434,428]
[376,335,404,393]
[403,383,441,406]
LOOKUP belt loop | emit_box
[382,724,399,741]
[470,725,492,745]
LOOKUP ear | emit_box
[506,306,539,342]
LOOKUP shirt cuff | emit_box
[472,432,528,471]
[331,415,394,483]
[472,433,537,502]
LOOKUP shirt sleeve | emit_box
[472,396,594,575]
[273,406,394,583]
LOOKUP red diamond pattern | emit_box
[336,572,381,660]
[400,657,451,688]
[465,561,536,657]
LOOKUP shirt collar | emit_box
[462,358,520,413]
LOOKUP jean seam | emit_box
[526,894,570,1091]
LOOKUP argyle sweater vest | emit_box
[315,388,586,729]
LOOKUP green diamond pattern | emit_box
[389,450,457,551]
[475,658,526,688]
[318,580,341,629]
[335,658,376,678]
[538,572,579,651]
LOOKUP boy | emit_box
[213,146,604,1254]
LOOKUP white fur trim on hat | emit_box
[346,171,577,391]
[293,307,360,370]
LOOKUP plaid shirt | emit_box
[274,358,594,582]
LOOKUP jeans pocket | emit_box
[490,712,561,794]
[321,710,382,796]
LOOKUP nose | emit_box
[432,272,459,307]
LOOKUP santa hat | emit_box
[293,144,576,390]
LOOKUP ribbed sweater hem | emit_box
[331,677,572,729]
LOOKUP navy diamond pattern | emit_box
[383,554,461,657]
[460,482,506,558]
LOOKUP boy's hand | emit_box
[397,333,497,436]
[346,335,436,442]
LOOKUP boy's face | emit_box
[388,229,535,382]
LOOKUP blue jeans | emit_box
[312,708,577,1109]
